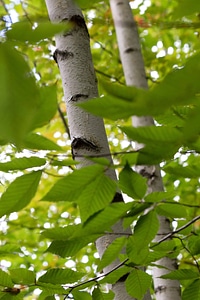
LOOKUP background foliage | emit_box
[0,0,200,299]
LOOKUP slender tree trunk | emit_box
[109,1,181,299]
[45,1,133,299]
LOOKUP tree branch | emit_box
[64,258,129,298]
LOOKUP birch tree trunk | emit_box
[45,1,133,299]
[109,1,181,300]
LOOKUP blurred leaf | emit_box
[172,0,200,19]
[164,164,200,178]
[137,143,180,165]
[75,0,105,9]
[0,269,13,288]
[0,42,39,146]
[0,244,21,255]
[99,78,139,101]
[121,125,182,145]
[10,269,36,285]
[46,234,100,258]
[24,133,62,150]
[31,85,58,130]
[50,159,79,167]
[78,95,138,120]
[6,21,70,43]
[79,53,200,119]
[38,268,83,284]
[0,157,46,172]
[41,224,81,240]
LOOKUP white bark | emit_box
[45,1,134,299]
[109,0,181,299]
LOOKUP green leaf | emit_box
[182,103,200,143]
[156,203,187,218]
[125,269,152,300]
[38,268,83,284]
[0,269,14,288]
[98,237,127,272]
[0,244,21,255]
[36,281,67,295]
[99,78,139,101]
[126,238,149,265]
[50,159,79,167]
[164,164,200,178]
[42,165,105,202]
[100,266,131,284]
[42,164,116,221]
[80,53,200,119]
[41,224,81,240]
[145,191,175,203]
[0,157,46,172]
[126,212,159,264]
[31,85,57,130]
[92,287,114,300]
[119,164,147,199]
[10,269,36,285]
[44,203,133,255]
[134,211,159,246]
[172,0,200,19]
[0,171,42,217]
[0,294,22,300]
[72,290,92,300]
[182,279,200,300]
[24,133,62,150]
[0,42,39,146]
[137,143,180,165]
[75,202,133,237]
[152,240,176,253]
[121,125,182,145]
[78,95,137,120]
[46,234,100,258]
[78,171,116,222]
[160,269,200,280]
[121,126,182,164]
[188,236,200,255]
[6,21,70,43]
[75,0,106,9]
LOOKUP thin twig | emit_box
[0,0,12,24]
[63,258,129,298]
[178,236,200,272]
[20,0,33,25]
[57,104,71,138]
[155,215,200,245]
